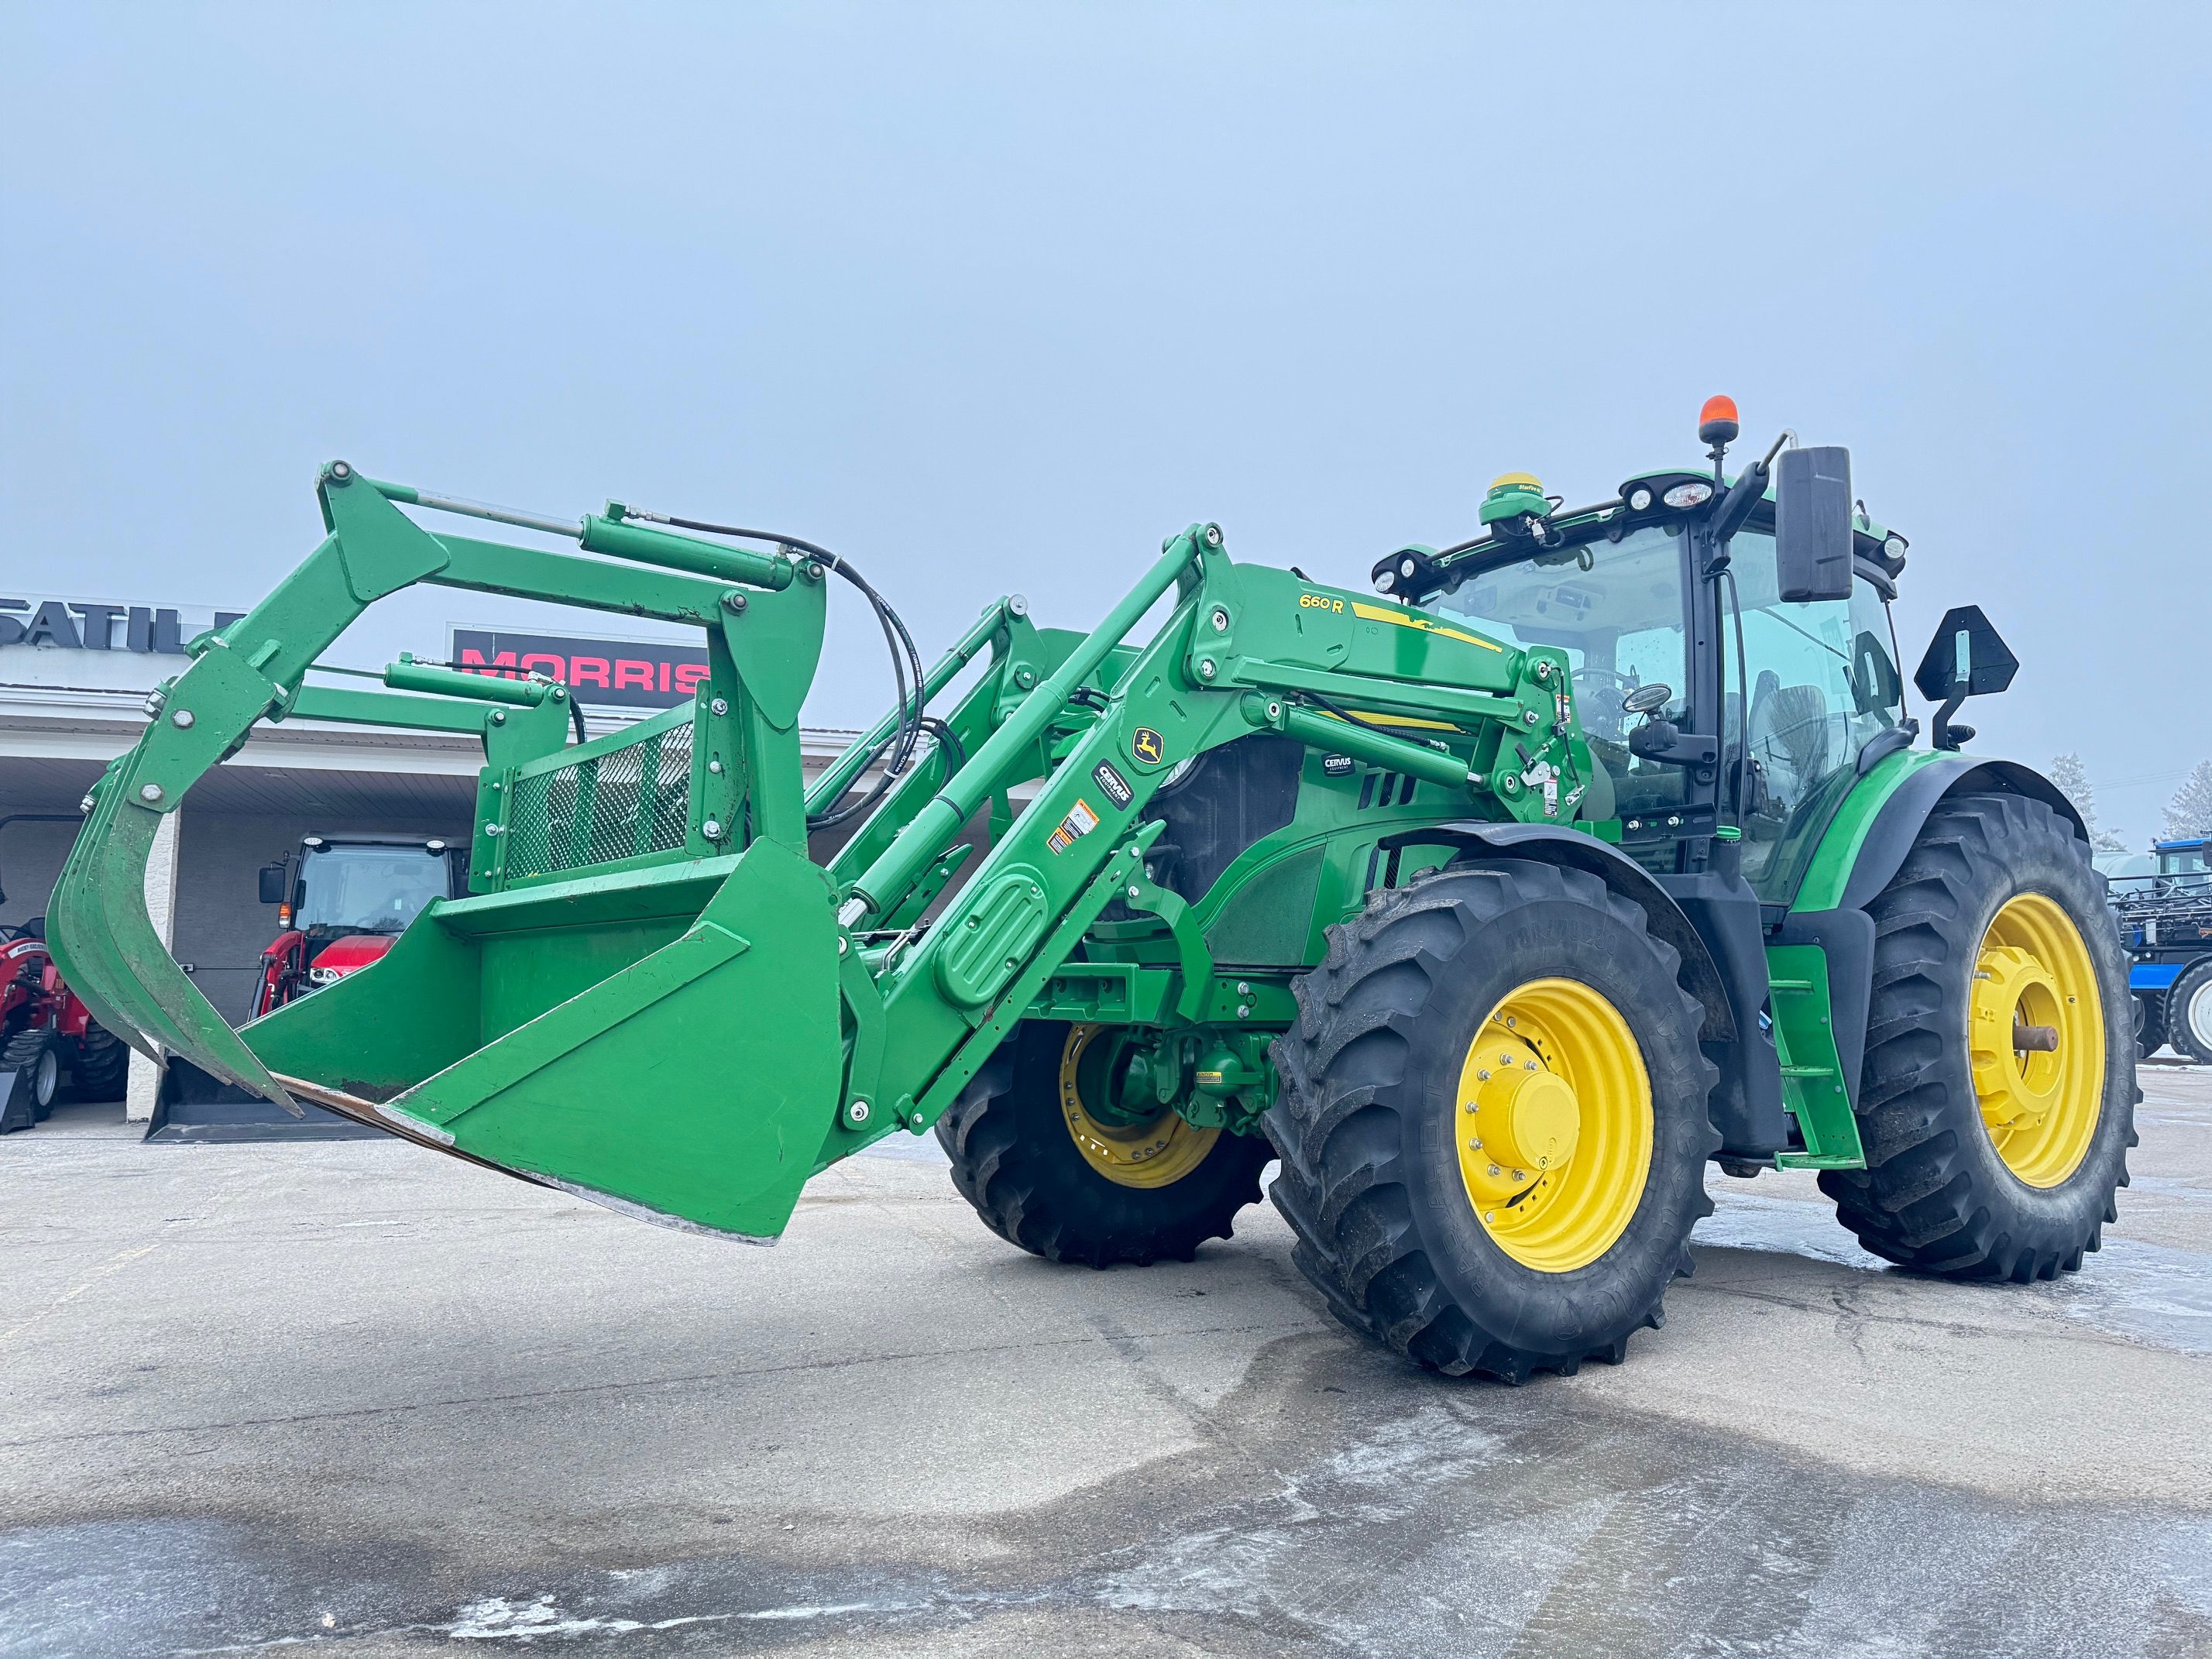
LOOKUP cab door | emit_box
[1720,529,1908,905]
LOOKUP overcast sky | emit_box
[5,4,2207,844]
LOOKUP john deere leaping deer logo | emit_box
[1131,727,1165,765]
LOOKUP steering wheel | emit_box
[1569,667,1640,739]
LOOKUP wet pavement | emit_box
[3,1066,2209,1657]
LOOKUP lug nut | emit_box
[1198,660,1217,680]
[139,783,163,802]
[170,709,195,729]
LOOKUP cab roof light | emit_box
[1698,395,1740,448]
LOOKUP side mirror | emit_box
[258,862,288,905]
[1774,446,1854,603]
[1911,604,2018,750]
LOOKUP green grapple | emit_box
[53,419,2138,1380]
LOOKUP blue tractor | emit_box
[2109,837,2212,1061]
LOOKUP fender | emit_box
[1379,820,1736,1044]
[1781,753,2084,1132]
[1796,753,2087,917]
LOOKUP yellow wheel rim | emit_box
[1972,893,2104,1187]
[1059,1025,1218,1189]
[1455,979,1654,1273]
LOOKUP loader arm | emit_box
[55,468,1581,1240]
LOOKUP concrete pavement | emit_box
[2,1068,2209,1657]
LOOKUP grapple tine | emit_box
[50,772,298,1113]
[46,766,177,1057]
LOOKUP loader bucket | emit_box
[239,836,847,1239]
[51,460,1204,1243]
[48,462,867,1237]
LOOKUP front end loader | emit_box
[53,404,2137,1380]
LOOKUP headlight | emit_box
[1627,486,1654,511]
[1661,481,1714,510]
[307,966,342,986]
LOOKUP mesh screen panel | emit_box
[504,720,695,878]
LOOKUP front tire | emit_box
[938,1020,1275,1267]
[1267,860,1719,1382]
[2166,958,2212,1065]
[1820,793,2137,1279]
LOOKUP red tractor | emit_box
[2,815,130,1130]
[252,835,468,1016]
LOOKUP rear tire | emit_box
[2166,958,2212,1065]
[68,1021,131,1102]
[1266,860,1718,1382]
[2135,992,2166,1061]
[1819,794,2137,1280]
[2,1029,62,1130]
[938,1020,1275,1267]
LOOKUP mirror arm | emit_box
[1931,684,1971,751]
[1710,430,1796,546]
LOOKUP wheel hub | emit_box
[1059,1024,1218,1190]
[1462,1044,1581,1205]
[1970,943,2063,1129]
[1970,893,2106,1188]
[1455,979,1653,1273]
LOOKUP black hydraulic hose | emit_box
[646,514,929,830]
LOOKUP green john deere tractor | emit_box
[51,399,2136,1382]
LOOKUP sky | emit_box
[4,3,2207,845]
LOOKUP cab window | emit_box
[1725,530,1905,899]
[1432,525,1691,826]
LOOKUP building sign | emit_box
[448,627,709,710]
[0,596,245,655]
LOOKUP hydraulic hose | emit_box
[625,510,929,832]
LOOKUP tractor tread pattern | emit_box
[2166,957,2212,1065]
[69,1021,131,1103]
[938,1029,1274,1269]
[1818,792,2140,1281]
[1266,861,1718,1383]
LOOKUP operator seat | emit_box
[1747,675,1832,814]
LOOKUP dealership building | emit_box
[0,591,859,1120]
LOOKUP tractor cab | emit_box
[252,836,467,1016]
[1394,404,1929,911]
[2155,837,2210,890]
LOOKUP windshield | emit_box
[296,845,450,934]
[1430,525,1692,826]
